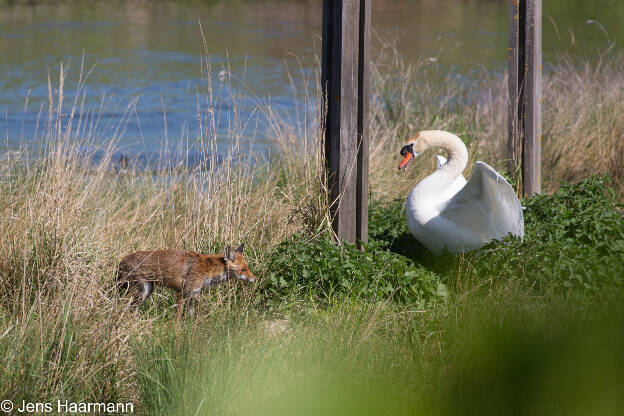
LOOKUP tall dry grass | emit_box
[542,54,624,188]
[368,41,624,200]
[1,38,623,409]
[0,51,326,404]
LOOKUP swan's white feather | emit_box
[436,155,467,200]
[407,160,524,254]
[435,155,446,169]
[437,162,524,248]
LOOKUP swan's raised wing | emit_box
[438,162,524,245]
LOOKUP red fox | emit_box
[116,244,255,320]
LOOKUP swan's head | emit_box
[398,133,428,171]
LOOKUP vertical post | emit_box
[523,0,542,196]
[322,0,370,246]
[356,0,370,246]
[508,0,541,197]
[507,0,520,181]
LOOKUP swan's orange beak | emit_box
[398,153,413,171]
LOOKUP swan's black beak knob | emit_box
[398,144,414,171]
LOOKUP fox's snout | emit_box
[237,274,256,283]
[230,268,256,283]
[224,243,256,285]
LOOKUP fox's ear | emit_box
[224,245,234,261]
[235,243,244,253]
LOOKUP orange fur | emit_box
[116,245,254,320]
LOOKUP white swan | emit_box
[398,130,524,254]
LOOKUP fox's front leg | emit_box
[185,285,202,320]
[187,297,196,319]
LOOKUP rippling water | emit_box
[1,0,622,156]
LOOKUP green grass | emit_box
[133,286,624,416]
[0,306,123,407]
[3,176,623,415]
[128,176,624,415]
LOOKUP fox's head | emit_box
[224,244,256,283]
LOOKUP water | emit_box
[1,0,623,156]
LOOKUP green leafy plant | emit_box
[262,234,446,307]
[471,176,624,292]
[349,176,624,295]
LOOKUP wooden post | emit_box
[508,0,541,197]
[507,0,521,182]
[322,0,370,245]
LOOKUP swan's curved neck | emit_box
[420,130,468,177]
[409,131,469,204]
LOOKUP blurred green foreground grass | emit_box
[131,177,624,415]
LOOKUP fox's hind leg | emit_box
[175,292,184,322]
[132,281,154,313]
